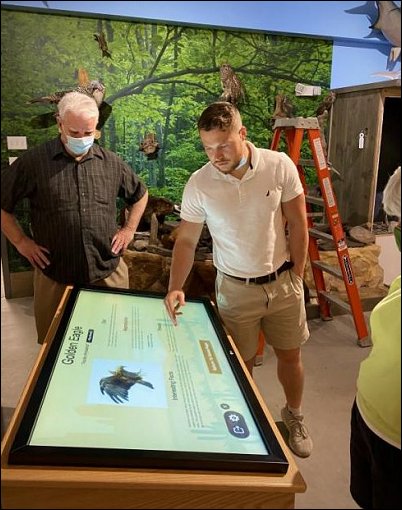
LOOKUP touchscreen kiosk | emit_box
[9,286,288,474]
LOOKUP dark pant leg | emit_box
[350,399,401,509]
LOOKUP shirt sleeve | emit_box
[1,156,33,213]
[180,176,206,223]
[118,159,147,205]
[279,152,304,203]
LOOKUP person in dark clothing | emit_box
[1,91,148,343]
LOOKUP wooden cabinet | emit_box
[328,80,401,227]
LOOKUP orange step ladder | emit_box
[268,116,371,348]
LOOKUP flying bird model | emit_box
[370,1,401,61]
[28,79,111,134]
[94,31,112,59]
[27,80,106,107]
[100,366,154,404]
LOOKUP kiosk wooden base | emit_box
[1,288,306,509]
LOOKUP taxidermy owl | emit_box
[219,64,245,106]
[315,91,336,116]
[270,93,294,127]
[314,92,336,158]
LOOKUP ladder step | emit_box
[311,223,330,231]
[319,291,352,313]
[299,158,315,166]
[312,260,343,278]
[307,212,325,218]
[309,228,334,242]
[273,117,320,129]
[305,195,325,206]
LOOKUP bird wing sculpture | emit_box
[94,31,112,59]
[219,64,246,106]
[27,80,106,106]
[370,1,401,61]
[27,90,67,105]
[100,366,154,404]
[28,78,111,134]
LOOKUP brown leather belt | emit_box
[223,261,294,285]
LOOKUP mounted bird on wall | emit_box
[219,63,246,106]
[28,69,112,137]
[93,30,112,59]
[139,132,160,160]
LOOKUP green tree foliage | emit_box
[1,8,331,270]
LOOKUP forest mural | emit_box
[1,7,332,271]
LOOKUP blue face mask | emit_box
[66,135,95,156]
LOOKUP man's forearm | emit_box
[124,191,149,232]
[168,239,196,292]
[1,209,27,247]
[288,226,309,276]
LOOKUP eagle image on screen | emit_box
[100,366,154,404]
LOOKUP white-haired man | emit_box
[1,92,148,343]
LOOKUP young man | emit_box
[164,101,312,457]
[1,91,148,344]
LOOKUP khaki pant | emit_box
[34,258,129,344]
[215,269,309,361]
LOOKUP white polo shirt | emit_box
[180,141,304,278]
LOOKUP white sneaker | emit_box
[281,406,313,458]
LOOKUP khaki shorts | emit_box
[215,269,309,361]
[34,258,129,344]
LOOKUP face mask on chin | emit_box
[234,154,247,170]
[65,135,95,156]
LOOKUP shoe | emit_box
[281,406,313,458]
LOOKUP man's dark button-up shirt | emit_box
[1,137,146,284]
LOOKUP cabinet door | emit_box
[329,90,383,226]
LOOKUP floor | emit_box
[1,291,370,509]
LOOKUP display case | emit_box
[1,286,306,509]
